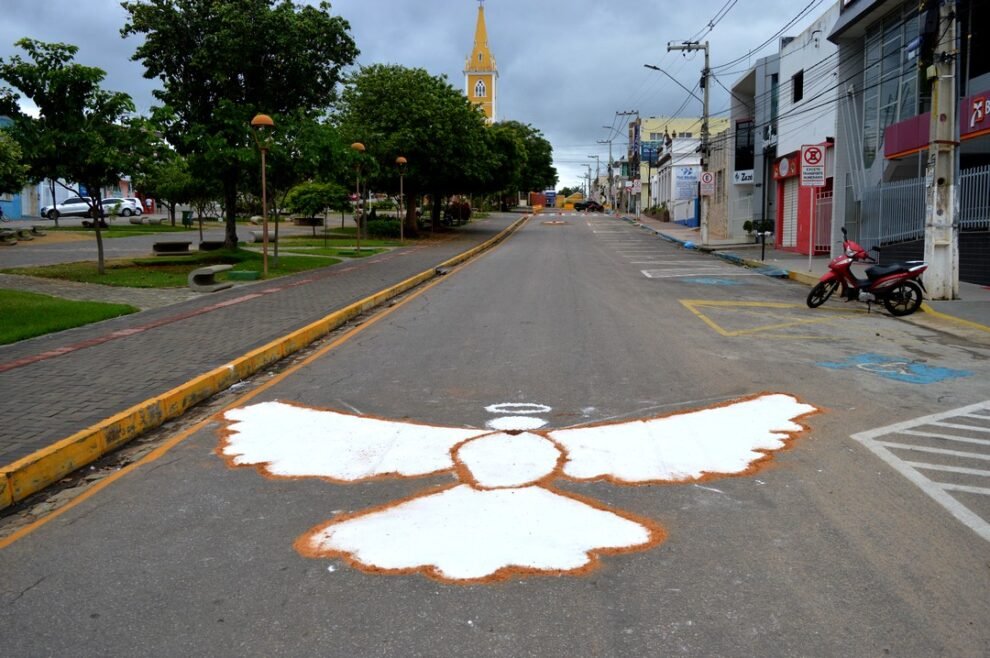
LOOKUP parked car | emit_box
[575,199,604,212]
[40,196,96,220]
[101,197,142,217]
[123,197,145,215]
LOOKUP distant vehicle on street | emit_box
[40,196,96,220]
[575,200,604,212]
[101,198,142,217]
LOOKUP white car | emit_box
[101,198,142,217]
[123,197,145,215]
[40,196,96,220]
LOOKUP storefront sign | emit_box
[675,166,700,200]
[733,170,754,185]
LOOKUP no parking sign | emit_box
[800,145,825,187]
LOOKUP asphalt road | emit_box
[2,213,989,656]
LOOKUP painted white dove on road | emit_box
[218,393,816,583]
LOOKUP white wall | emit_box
[776,2,840,156]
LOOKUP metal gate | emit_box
[814,191,833,254]
[781,178,798,247]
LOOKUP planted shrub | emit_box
[366,218,402,238]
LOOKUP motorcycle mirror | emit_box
[841,226,847,237]
[871,246,881,252]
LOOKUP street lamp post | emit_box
[250,113,275,276]
[396,156,407,244]
[350,142,365,255]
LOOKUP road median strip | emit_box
[0,216,529,511]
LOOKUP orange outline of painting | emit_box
[551,391,821,486]
[293,482,667,585]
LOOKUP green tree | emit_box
[285,180,348,218]
[496,120,557,194]
[0,39,148,272]
[0,130,29,195]
[133,144,196,226]
[122,0,359,248]
[336,64,493,234]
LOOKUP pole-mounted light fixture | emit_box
[250,113,275,276]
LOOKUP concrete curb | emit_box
[0,216,529,511]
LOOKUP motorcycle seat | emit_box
[865,263,908,280]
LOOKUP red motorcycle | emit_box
[806,227,927,316]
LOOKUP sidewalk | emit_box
[623,214,990,331]
[0,214,521,509]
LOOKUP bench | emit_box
[0,230,17,245]
[249,230,276,243]
[147,217,163,225]
[188,264,233,292]
[129,217,144,225]
[199,240,225,251]
[31,226,47,236]
[15,228,34,241]
[153,241,192,255]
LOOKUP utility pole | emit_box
[616,110,639,214]
[588,155,600,200]
[923,2,959,300]
[668,40,710,244]
[599,131,614,210]
[584,164,592,200]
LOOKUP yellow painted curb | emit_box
[0,216,528,510]
[787,270,821,287]
[921,302,990,333]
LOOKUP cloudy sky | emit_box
[0,0,830,190]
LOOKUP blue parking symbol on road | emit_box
[816,353,973,384]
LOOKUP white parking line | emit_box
[852,401,990,542]
[641,270,763,279]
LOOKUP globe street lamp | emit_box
[351,142,365,255]
[395,156,407,244]
[250,113,275,276]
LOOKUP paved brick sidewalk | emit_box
[0,215,518,467]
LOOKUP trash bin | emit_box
[181,210,193,227]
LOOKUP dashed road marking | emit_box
[852,402,990,542]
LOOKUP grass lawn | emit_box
[0,289,138,345]
[279,246,386,258]
[2,249,340,288]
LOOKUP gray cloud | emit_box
[1,0,830,189]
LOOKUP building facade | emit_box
[829,0,990,284]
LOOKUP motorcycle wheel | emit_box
[806,280,839,308]
[883,281,923,316]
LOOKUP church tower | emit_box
[464,0,497,123]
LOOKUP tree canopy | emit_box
[0,130,29,196]
[335,64,495,232]
[0,38,148,271]
[122,0,359,246]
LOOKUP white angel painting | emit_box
[217,393,817,583]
